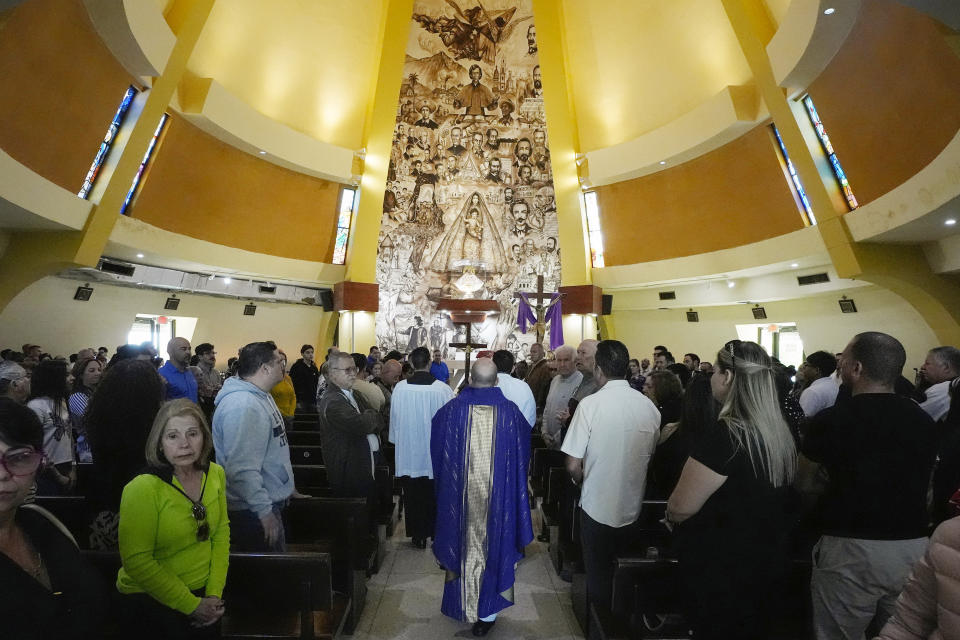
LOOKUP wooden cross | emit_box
[515,275,563,346]
[449,321,488,381]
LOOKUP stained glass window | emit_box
[772,124,816,226]
[78,86,137,199]
[803,95,858,210]
[583,191,605,268]
[120,114,169,215]
[333,187,357,265]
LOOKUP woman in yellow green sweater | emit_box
[117,399,230,638]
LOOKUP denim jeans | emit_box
[228,501,288,552]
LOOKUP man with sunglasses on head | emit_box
[213,342,293,551]
[318,352,385,507]
[0,360,30,404]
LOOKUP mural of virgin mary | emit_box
[428,191,509,274]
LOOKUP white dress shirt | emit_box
[561,380,660,528]
[496,372,536,428]
[920,380,952,422]
[799,375,840,419]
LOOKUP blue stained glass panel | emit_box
[332,227,349,265]
[121,113,169,215]
[803,95,858,210]
[772,125,816,225]
[79,86,137,198]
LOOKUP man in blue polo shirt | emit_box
[429,349,449,384]
[159,336,198,402]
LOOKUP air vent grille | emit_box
[259,285,277,294]
[658,291,676,300]
[98,260,136,277]
[797,273,830,286]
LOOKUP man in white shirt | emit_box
[542,345,581,448]
[390,346,455,548]
[919,346,960,422]
[799,351,840,418]
[561,340,660,611]
[492,350,536,428]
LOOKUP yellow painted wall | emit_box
[131,114,341,262]
[611,286,938,375]
[185,0,385,150]
[0,0,136,192]
[595,126,803,265]
[0,276,333,363]
[562,0,753,151]
[806,0,960,206]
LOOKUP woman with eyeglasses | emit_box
[0,397,107,637]
[117,399,229,638]
[666,341,797,639]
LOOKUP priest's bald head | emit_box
[470,358,498,388]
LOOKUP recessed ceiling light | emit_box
[946,218,957,226]
[223,277,232,285]
[136,253,144,258]
[727,281,736,288]
[258,150,267,155]
[659,161,667,165]
[790,263,799,268]
[823,7,835,15]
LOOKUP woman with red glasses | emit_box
[0,397,107,637]
[116,399,229,638]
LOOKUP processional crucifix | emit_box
[515,274,563,346]
[436,298,501,379]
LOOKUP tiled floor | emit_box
[351,510,584,639]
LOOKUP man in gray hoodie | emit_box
[213,341,293,551]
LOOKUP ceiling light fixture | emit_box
[223,277,232,285]
[258,150,266,155]
[946,218,957,226]
[575,153,586,166]
[727,281,736,288]
[136,253,144,258]
[208,274,215,281]
[659,161,666,165]
[790,263,799,268]
[823,7,835,15]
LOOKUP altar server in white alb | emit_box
[390,346,455,548]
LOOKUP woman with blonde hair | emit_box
[117,399,229,638]
[667,340,797,639]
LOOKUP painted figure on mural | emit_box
[376,0,559,359]
[454,65,497,119]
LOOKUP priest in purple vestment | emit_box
[431,358,534,636]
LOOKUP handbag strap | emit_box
[20,503,78,549]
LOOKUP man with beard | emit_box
[454,65,497,118]
[485,157,503,183]
[525,65,543,98]
[484,128,500,153]
[503,186,514,205]
[531,129,550,169]
[470,131,485,159]
[527,24,537,55]
[514,137,532,168]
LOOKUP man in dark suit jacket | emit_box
[317,352,385,503]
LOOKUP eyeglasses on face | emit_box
[0,448,45,477]
[331,366,359,375]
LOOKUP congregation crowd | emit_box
[1,331,959,639]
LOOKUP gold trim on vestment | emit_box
[460,404,497,622]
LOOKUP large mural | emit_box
[376,0,560,360]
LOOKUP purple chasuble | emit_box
[431,386,534,622]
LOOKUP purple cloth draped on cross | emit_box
[517,293,563,351]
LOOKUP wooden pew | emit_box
[287,496,375,633]
[290,445,325,465]
[293,464,396,534]
[288,430,324,447]
[81,550,348,639]
[75,462,95,497]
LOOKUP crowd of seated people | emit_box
[1,334,959,639]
